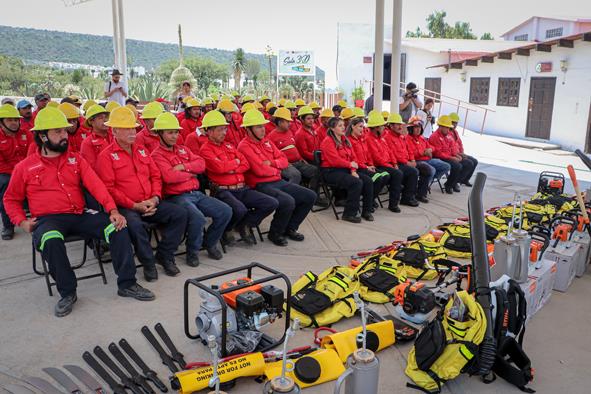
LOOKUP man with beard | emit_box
[3,107,154,316]
[0,104,33,240]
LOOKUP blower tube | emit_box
[467,172,496,376]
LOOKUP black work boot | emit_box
[453,184,461,192]
[268,232,288,246]
[236,224,255,245]
[342,214,362,223]
[186,251,200,267]
[361,212,374,221]
[1,227,14,240]
[221,231,236,247]
[156,254,180,276]
[143,262,158,282]
[207,246,223,260]
[55,293,77,318]
[118,284,155,301]
[388,205,401,213]
[284,229,305,241]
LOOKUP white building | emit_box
[337,18,591,152]
[501,16,591,42]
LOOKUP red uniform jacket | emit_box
[450,129,464,155]
[315,124,328,142]
[200,139,250,186]
[176,112,186,122]
[0,129,33,174]
[225,119,245,148]
[294,126,321,162]
[268,129,302,163]
[80,132,113,168]
[19,117,34,134]
[238,136,288,188]
[151,144,205,196]
[386,131,412,164]
[319,135,356,170]
[3,151,116,225]
[264,121,275,134]
[180,117,201,140]
[289,118,302,135]
[185,132,208,155]
[349,134,372,169]
[429,129,456,160]
[407,135,432,161]
[365,132,397,168]
[135,128,184,153]
[96,142,162,209]
[66,128,89,153]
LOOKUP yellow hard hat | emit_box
[202,97,214,106]
[186,98,201,109]
[273,107,292,122]
[105,106,140,128]
[152,112,182,131]
[222,94,233,101]
[217,99,237,113]
[278,98,287,107]
[254,101,263,110]
[340,107,355,120]
[386,113,404,125]
[58,102,81,120]
[231,90,240,97]
[140,101,165,119]
[320,108,334,118]
[105,101,121,113]
[309,101,322,109]
[265,102,277,112]
[259,95,270,102]
[84,104,109,127]
[126,104,138,117]
[353,107,366,118]
[284,100,296,110]
[182,96,193,104]
[201,110,229,129]
[46,101,59,108]
[82,99,97,113]
[0,103,22,119]
[241,95,254,103]
[211,93,220,101]
[337,99,348,108]
[437,115,454,128]
[68,95,83,106]
[241,109,269,128]
[367,110,387,128]
[382,111,390,119]
[294,98,306,107]
[298,105,314,117]
[448,112,460,123]
[240,102,256,113]
[31,107,71,131]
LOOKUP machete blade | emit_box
[42,367,82,394]
[3,384,35,394]
[23,376,65,394]
[63,365,105,393]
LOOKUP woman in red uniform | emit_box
[319,117,373,223]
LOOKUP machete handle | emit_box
[119,339,169,393]
[567,165,578,187]
[82,352,127,394]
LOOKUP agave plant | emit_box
[168,24,197,97]
[79,84,103,100]
[129,75,171,102]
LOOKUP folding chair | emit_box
[429,174,446,194]
[32,235,107,296]
[313,150,344,220]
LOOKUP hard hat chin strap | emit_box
[157,131,174,149]
[0,119,20,134]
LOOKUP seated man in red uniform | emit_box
[17,99,35,134]
[199,110,278,245]
[0,104,33,240]
[135,101,167,153]
[80,104,112,168]
[59,102,88,153]
[216,99,244,148]
[179,98,202,140]
[4,107,154,317]
[151,112,232,266]
[448,112,477,188]
[97,107,187,280]
[238,110,316,246]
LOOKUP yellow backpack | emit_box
[354,254,408,303]
[385,240,447,280]
[438,224,473,259]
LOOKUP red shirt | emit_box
[80,131,113,168]
[180,117,201,140]
[96,142,162,209]
[264,121,275,134]
[238,136,288,188]
[349,134,372,169]
[200,139,250,186]
[429,129,456,160]
[67,128,89,153]
[450,129,464,154]
[319,135,356,169]
[225,119,245,148]
[3,152,116,225]
[0,128,33,174]
[294,126,321,162]
[386,131,412,164]
[176,112,186,122]
[289,118,302,135]
[407,135,432,161]
[135,128,184,153]
[268,129,302,163]
[151,144,205,196]
[185,131,209,155]
[19,117,34,134]
[365,132,397,168]
[315,124,328,142]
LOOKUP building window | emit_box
[497,78,520,107]
[424,77,441,102]
[514,33,529,41]
[469,78,490,105]
[545,27,563,38]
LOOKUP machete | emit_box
[82,351,127,394]
[93,346,144,394]
[23,376,64,394]
[141,325,179,373]
[154,323,186,369]
[43,367,82,394]
[108,342,156,394]
[3,384,35,394]
[63,364,106,394]
[119,338,168,392]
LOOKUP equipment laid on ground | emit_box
[537,171,565,195]
[263,319,302,394]
[23,376,63,394]
[543,216,581,292]
[142,325,181,373]
[108,342,156,394]
[42,367,83,394]
[207,335,226,394]
[118,339,169,392]
[63,364,106,393]
[83,351,127,394]
[333,293,381,394]
[94,345,144,394]
[365,307,418,342]
[184,262,291,357]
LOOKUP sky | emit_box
[0,0,590,88]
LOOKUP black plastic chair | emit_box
[313,150,344,220]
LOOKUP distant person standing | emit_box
[417,98,436,138]
[104,69,128,106]
[399,82,422,123]
[364,88,374,114]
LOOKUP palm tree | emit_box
[244,59,261,88]
[232,48,246,89]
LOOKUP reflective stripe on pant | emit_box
[214,188,278,230]
[32,213,137,297]
[358,168,390,202]
[375,166,403,207]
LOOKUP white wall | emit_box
[503,18,576,41]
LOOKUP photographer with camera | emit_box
[399,82,422,123]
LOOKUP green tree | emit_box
[426,10,448,38]
[244,59,261,88]
[71,68,87,84]
[480,32,494,40]
[408,10,482,40]
[232,48,246,89]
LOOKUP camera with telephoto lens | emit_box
[405,89,419,99]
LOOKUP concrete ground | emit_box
[1,138,591,394]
